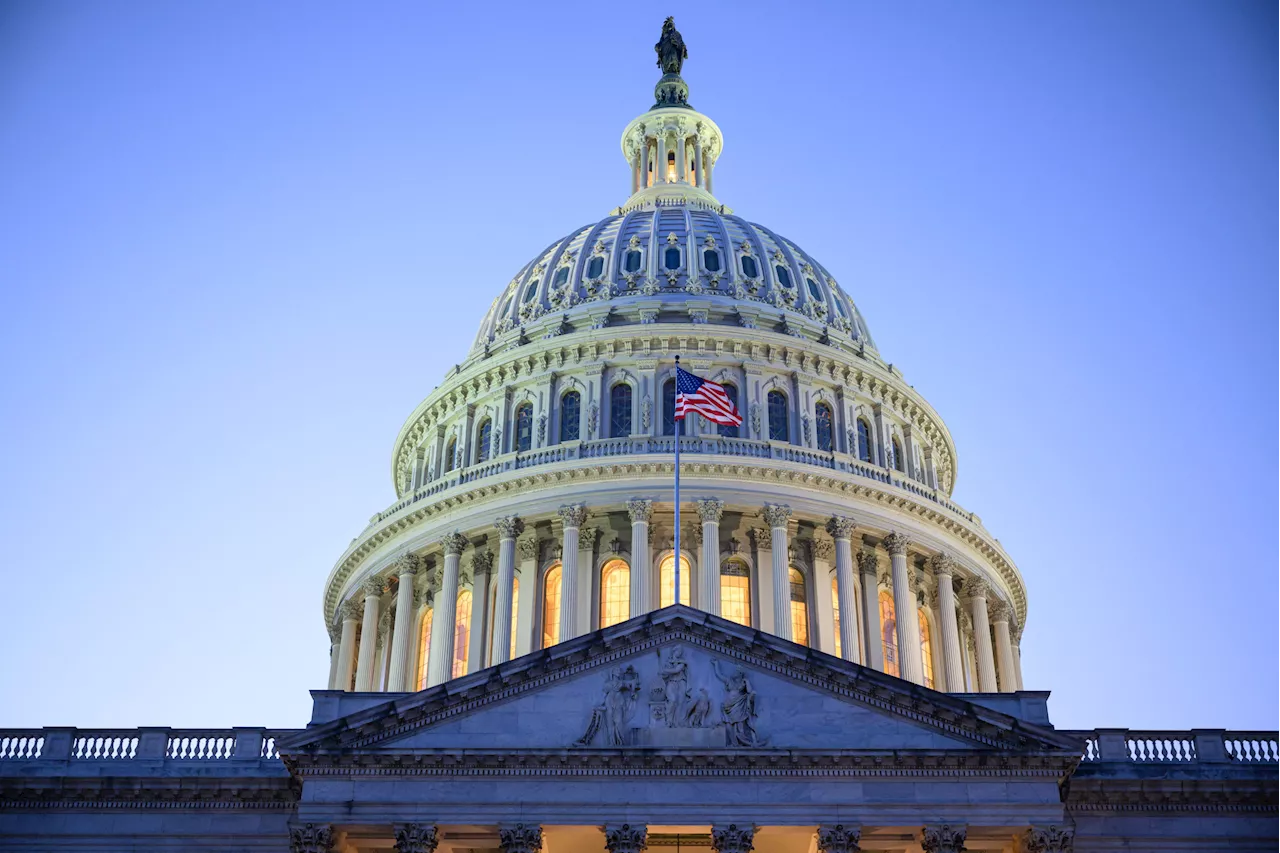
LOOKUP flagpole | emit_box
[673,355,681,606]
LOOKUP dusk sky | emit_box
[1,1,1274,731]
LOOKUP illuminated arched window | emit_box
[815,402,834,452]
[561,391,581,442]
[600,560,630,628]
[767,390,789,442]
[610,383,632,437]
[476,420,493,463]
[891,437,905,473]
[452,590,472,679]
[542,563,562,648]
[919,609,935,690]
[856,419,873,462]
[718,383,739,438]
[415,609,433,690]
[662,378,684,436]
[443,439,456,474]
[488,577,519,664]
[659,553,691,608]
[832,577,841,658]
[720,561,751,627]
[789,568,809,647]
[514,403,533,453]
[880,590,899,678]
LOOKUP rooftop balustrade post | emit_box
[40,727,75,761]
[1191,729,1229,762]
[137,727,169,761]
[232,727,265,761]
[1095,728,1131,761]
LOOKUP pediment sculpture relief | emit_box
[574,645,766,748]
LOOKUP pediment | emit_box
[281,606,1078,760]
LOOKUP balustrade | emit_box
[0,727,295,767]
[1065,729,1278,765]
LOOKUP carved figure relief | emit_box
[658,646,691,726]
[713,658,765,747]
[575,665,641,747]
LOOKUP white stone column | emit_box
[990,599,1018,693]
[693,137,704,188]
[676,133,687,182]
[1012,624,1025,690]
[964,578,999,692]
[704,151,714,195]
[828,518,861,664]
[468,550,493,673]
[558,504,587,640]
[335,602,360,691]
[627,499,653,616]
[326,624,341,689]
[427,532,467,686]
[696,499,723,615]
[386,555,420,692]
[514,536,539,657]
[884,532,924,685]
[857,550,884,670]
[763,504,793,641]
[811,537,837,655]
[491,516,523,666]
[928,554,965,693]
[656,134,667,182]
[354,577,384,691]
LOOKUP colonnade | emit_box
[628,122,717,194]
[328,502,1024,696]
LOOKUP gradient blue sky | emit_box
[1,1,1274,731]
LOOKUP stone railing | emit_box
[0,727,296,768]
[1065,729,1279,764]
[378,436,976,528]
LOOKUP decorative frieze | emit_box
[395,824,439,853]
[290,823,334,853]
[499,824,544,853]
[604,824,648,853]
[711,824,755,853]
[920,824,966,853]
[816,824,861,853]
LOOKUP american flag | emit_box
[675,366,743,427]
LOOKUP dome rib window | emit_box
[720,561,751,627]
[553,267,570,287]
[586,256,604,279]
[741,255,759,278]
[856,418,873,463]
[767,390,789,442]
[664,247,681,270]
[522,280,539,303]
[703,249,721,272]
[514,403,533,453]
[815,402,834,452]
[476,419,493,463]
[775,265,792,288]
[718,383,739,438]
[610,383,632,437]
[560,391,581,442]
[662,378,684,436]
[623,249,642,273]
[806,277,822,301]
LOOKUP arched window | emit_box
[443,438,457,474]
[774,265,792,288]
[891,437,905,472]
[703,249,721,272]
[665,150,677,182]
[789,568,809,647]
[856,419,873,462]
[514,403,533,453]
[542,563,562,649]
[586,256,604,279]
[919,609,935,690]
[879,590,899,678]
[815,402,834,452]
[476,420,493,463]
[624,249,642,273]
[832,577,842,658]
[610,383,632,437]
[659,553,691,608]
[767,390,789,442]
[664,246,681,270]
[452,589,472,679]
[488,578,519,664]
[662,378,685,436]
[561,391,581,442]
[741,255,759,278]
[599,559,630,628]
[415,608,433,690]
[718,383,739,438]
[720,561,751,627]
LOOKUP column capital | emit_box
[289,823,335,853]
[811,535,835,562]
[961,576,990,602]
[696,497,725,523]
[494,515,525,540]
[816,825,861,853]
[498,824,544,853]
[361,577,385,599]
[603,824,648,853]
[516,536,540,561]
[1021,825,1074,853]
[391,553,420,576]
[627,498,654,523]
[988,598,1011,622]
[711,824,756,853]
[881,531,911,556]
[559,503,588,528]
[470,550,495,577]
[920,825,966,853]
[827,516,857,541]
[339,601,362,622]
[927,552,955,576]
[394,824,439,853]
[856,550,879,576]
[762,503,792,529]
[441,531,468,556]
[751,526,772,550]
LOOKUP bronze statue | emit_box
[655,17,688,75]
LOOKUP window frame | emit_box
[815,401,834,452]
[609,383,633,438]
[514,403,534,453]
[560,390,581,442]
[767,389,789,442]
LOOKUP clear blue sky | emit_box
[1,1,1274,731]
